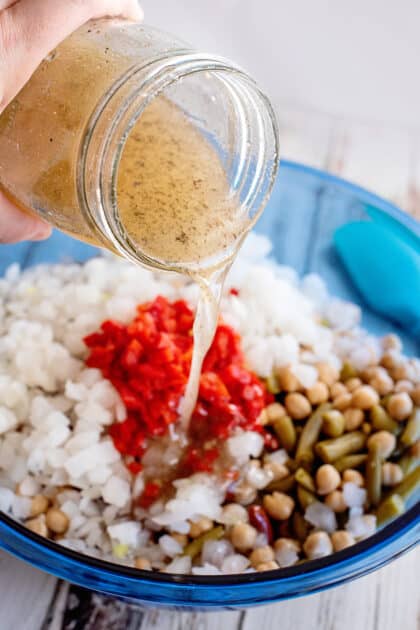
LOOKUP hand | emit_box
[0,0,143,244]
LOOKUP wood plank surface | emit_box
[0,547,418,630]
[0,109,418,630]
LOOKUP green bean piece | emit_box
[398,454,420,476]
[322,410,345,438]
[266,373,280,395]
[297,485,317,510]
[375,494,405,526]
[296,403,330,466]
[334,453,368,472]
[315,431,366,463]
[295,467,316,492]
[292,511,310,542]
[390,466,420,502]
[273,415,296,452]
[400,410,420,448]
[266,474,296,493]
[366,447,382,507]
[370,405,400,434]
[184,526,224,558]
[340,361,357,380]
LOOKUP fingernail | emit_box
[30,222,52,241]
[129,1,144,21]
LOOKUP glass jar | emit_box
[0,20,279,273]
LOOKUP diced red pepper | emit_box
[83,296,271,477]
[138,480,161,508]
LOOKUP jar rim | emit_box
[78,52,279,272]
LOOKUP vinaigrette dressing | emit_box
[117,97,247,428]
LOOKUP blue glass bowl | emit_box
[0,160,418,609]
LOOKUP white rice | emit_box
[342,482,367,509]
[304,502,337,533]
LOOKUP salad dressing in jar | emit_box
[0,20,279,425]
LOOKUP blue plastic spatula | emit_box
[334,221,420,338]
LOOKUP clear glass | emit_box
[0,161,418,609]
[0,20,279,273]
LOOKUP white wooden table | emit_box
[1,107,419,630]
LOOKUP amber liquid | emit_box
[117,97,245,268]
[117,97,246,427]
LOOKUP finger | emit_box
[0,1,18,11]
[0,0,143,110]
[0,191,52,243]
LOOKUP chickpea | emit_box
[345,377,362,392]
[249,545,275,568]
[352,385,379,410]
[230,523,258,552]
[330,382,347,399]
[360,366,376,381]
[134,557,152,570]
[411,385,420,406]
[394,380,414,394]
[171,533,188,547]
[265,402,286,423]
[317,362,339,386]
[390,363,411,382]
[220,503,249,526]
[369,374,394,396]
[276,367,300,392]
[274,537,301,553]
[333,393,352,411]
[45,507,69,534]
[316,464,341,495]
[382,334,402,352]
[303,531,332,559]
[263,461,289,482]
[380,351,401,371]
[233,480,257,506]
[367,430,396,459]
[285,393,311,419]
[342,469,364,487]
[331,530,355,552]
[25,515,48,537]
[343,408,364,431]
[381,462,403,486]
[263,492,295,520]
[324,490,347,512]
[306,382,329,405]
[387,392,413,421]
[189,517,214,538]
[30,494,49,518]
[256,561,279,571]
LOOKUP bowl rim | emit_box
[0,498,418,588]
[0,159,418,595]
[282,159,420,236]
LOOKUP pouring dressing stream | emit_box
[116,96,248,429]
